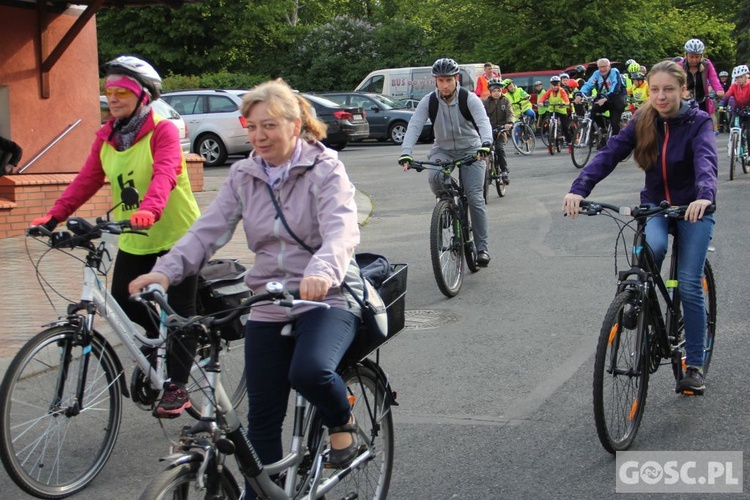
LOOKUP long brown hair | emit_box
[241,78,327,142]
[632,61,686,170]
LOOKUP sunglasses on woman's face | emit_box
[105,88,135,99]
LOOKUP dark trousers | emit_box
[244,307,359,466]
[592,94,625,135]
[0,136,22,175]
[493,136,508,173]
[111,249,198,384]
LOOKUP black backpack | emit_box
[428,87,478,132]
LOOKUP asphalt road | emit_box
[2,137,749,499]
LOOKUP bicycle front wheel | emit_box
[186,336,247,419]
[139,461,241,500]
[593,290,650,454]
[512,122,535,155]
[430,199,464,297]
[571,122,593,169]
[742,131,749,174]
[729,132,738,180]
[0,326,123,498]
[547,119,556,155]
[483,157,490,204]
[701,260,717,375]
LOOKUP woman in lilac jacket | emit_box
[130,79,365,471]
[563,60,718,395]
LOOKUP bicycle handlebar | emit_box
[579,200,717,218]
[410,154,480,173]
[27,216,146,249]
[131,282,329,331]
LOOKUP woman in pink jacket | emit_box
[130,79,364,472]
[679,38,725,116]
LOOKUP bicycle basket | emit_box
[196,259,252,341]
[347,262,408,361]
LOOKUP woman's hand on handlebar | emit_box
[562,193,584,219]
[685,199,712,223]
[300,275,330,301]
[129,271,170,296]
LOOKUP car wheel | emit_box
[389,122,408,145]
[196,133,228,167]
[328,141,348,151]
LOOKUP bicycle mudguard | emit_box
[358,358,399,407]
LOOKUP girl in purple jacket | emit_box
[563,60,718,395]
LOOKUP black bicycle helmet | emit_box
[431,58,460,77]
[104,55,162,100]
[488,77,504,90]
[575,64,586,75]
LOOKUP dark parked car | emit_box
[298,93,369,151]
[320,92,432,145]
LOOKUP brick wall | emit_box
[0,155,205,239]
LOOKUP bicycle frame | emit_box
[47,232,214,414]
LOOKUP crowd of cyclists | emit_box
[465,38,749,158]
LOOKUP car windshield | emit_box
[302,94,343,107]
[370,94,401,110]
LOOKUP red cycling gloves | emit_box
[130,209,156,230]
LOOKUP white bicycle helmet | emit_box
[684,38,705,55]
[719,71,729,77]
[732,65,749,79]
[104,55,162,100]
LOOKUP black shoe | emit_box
[153,382,191,418]
[327,417,360,468]
[477,251,491,267]
[677,366,705,395]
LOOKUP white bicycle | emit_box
[0,190,247,498]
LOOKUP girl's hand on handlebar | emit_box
[685,199,712,223]
[563,193,584,219]
[300,275,330,301]
[129,271,170,296]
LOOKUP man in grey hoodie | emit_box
[398,58,494,267]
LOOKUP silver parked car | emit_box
[99,96,191,154]
[161,89,253,167]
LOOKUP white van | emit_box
[354,63,499,100]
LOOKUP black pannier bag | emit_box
[196,259,252,341]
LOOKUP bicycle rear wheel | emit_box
[430,199,464,297]
[186,336,247,419]
[729,132,738,180]
[571,122,593,168]
[593,290,649,454]
[512,122,535,155]
[139,461,241,499]
[0,326,123,498]
[310,365,393,500]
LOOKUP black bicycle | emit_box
[412,155,481,297]
[484,127,509,201]
[570,95,607,168]
[578,201,717,454]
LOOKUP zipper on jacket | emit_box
[661,122,671,204]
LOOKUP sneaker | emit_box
[501,172,509,185]
[477,251,491,267]
[677,366,705,395]
[153,382,191,418]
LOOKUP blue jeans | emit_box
[244,306,359,466]
[645,213,715,367]
[427,148,489,253]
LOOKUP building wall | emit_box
[0,4,100,174]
